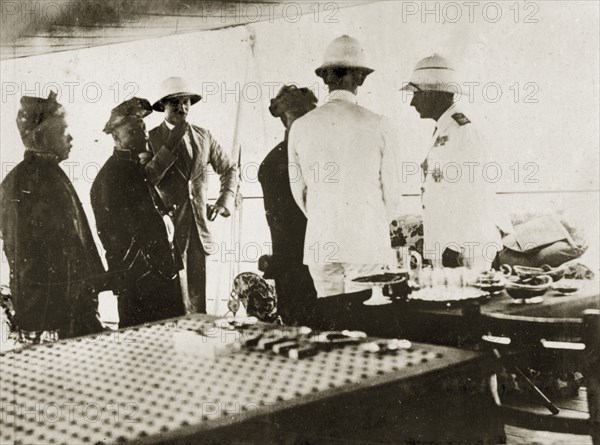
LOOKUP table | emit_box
[367,280,600,345]
[0,315,502,444]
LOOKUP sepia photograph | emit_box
[0,1,599,443]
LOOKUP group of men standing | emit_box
[264,35,509,328]
[0,34,508,342]
[0,78,237,342]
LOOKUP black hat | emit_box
[16,91,63,142]
[103,97,153,134]
[269,85,318,118]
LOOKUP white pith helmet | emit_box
[401,54,465,95]
[315,35,374,77]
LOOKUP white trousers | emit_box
[308,263,385,298]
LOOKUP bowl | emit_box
[505,275,553,300]
[513,265,566,282]
[513,265,547,280]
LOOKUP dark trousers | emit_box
[179,225,206,314]
[118,273,185,328]
[275,263,317,326]
[67,288,105,338]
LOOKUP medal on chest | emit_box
[434,135,449,147]
[421,159,444,183]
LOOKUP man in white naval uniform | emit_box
[402,54,511,269]
[289,35,402,327]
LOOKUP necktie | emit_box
[178,137,193,165]
[173,131,193,175]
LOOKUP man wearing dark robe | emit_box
[91,98,185,328]
[258,85,318,325]
[0,92,105,343]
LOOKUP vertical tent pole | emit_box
[216,26,255,314]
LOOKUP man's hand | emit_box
[138,151,152,166]
[206,204,227,221]
[165,123,187,152]
[442,247,469,268]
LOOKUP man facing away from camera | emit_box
[288,35,402,329]
[91,98,185,328]
[0,92,106,343]
[401,54,512,269]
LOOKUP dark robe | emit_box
[0,152,105,337]
[258,140,316,325]
[90,149,184,327]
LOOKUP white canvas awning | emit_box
[1,0,371,60]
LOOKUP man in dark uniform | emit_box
[0,92,105,343]
[91,98,185,328]
[258,85,318,325]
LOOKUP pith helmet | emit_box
[152,77,202,112]
[401,54,464,94]
[315,35,374,78]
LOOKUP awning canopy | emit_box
[1,0,370,60]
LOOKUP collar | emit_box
[113,148,138,161]
[325,90,358,105]
[24,150,59,162]
[433,102,459,137]
[164,120,191,135]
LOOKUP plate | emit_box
[406,287,490,306]
[352,272,408,286]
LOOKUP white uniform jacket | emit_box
[288,90,402,266]
[421,103,510,266]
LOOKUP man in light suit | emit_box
[146,77,237,314]
[288,36,402,328]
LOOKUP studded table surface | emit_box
[0,315,482,445]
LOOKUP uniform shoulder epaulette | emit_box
[452,113,471,126]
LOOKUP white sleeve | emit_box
[379,116,403,223]
[288,123,307,215]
